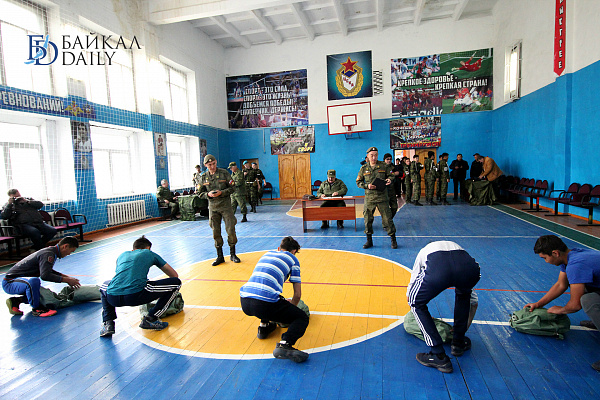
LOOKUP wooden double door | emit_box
[278,154,311,199]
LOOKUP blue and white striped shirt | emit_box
[240,250,301,302]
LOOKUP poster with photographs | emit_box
[390,116,441,149]
[155,132,166,157]
[391,48,493,117]
[227,69,308,129]
[71,121,93,169]
[270,126,315,155]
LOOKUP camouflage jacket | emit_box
[438,160,450,180]
[410,161,423,183]
[230,170,247,195]
[198,168,235,209]
[156,186,175,202]
[317,179,348,197]
[356,161,394,202]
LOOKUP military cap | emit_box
[441,152,449,157]
[228,162,237,167]
[383,153,393,160]
[327,169,336,177]
[366,146,378,154]
[195,164,201,169]
[204,154,216,164]
[243,160,250,165]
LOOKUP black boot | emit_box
[337,221,344,229]
[413,200,424,206]
[391,234,398,249]
[321,221,329,229]
[241,214,248,222]
[230,246,241,263]
[212,247,225,266]
[252,204,257,213]
[363,234,373,249]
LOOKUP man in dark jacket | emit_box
[470,153,483,179]
[1,189,57,251]
[449,154,469,200]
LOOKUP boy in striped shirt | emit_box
[240,236,309,363]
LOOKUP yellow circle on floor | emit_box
[125,249,412,359]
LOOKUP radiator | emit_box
[107,200,147,226]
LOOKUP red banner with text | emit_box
[554,0,566,76]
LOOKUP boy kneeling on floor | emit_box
[99,235,181,337]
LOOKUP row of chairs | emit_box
[0,208,89,258]
[506,177,600,226]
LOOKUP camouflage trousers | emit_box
[388,191,398,216]
[436,179,442,200]
[364,200,396,236]
[405,179,412,202]
[411,181,421,202]
[425,176,436,200]
[246,185,258,205]
[209,206,238,248]
[231,193,247,215]
[439,179,449,200]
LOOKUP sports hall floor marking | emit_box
[122,248,413,360]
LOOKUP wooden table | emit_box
[301,197,357,232]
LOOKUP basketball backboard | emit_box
[327,101,372,135]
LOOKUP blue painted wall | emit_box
[220,113,492,198]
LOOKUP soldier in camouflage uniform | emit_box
[436,155,443,202]
[402,157,412,202]
[356,147,397,249]
[424,151,439,206]
[198,154,240,266]
[243,161,259,213]
[229,162,248,222]
[193,165,202,192]
[410,155,424,206]
[317,169,348,229]
[252,162,266,205]
[157,179,179,219]
[383,153,399,218]
[438,152,451,205]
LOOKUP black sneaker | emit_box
[416,352,453,373]
[273,342,309,363]
[257,322,277,339]
[593,361,600,372]
[580,320,597,330]
[100,321,116,337]
[451,337,472,357]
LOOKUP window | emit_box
[90,124,155,198]
[63,24,137,111]
[0,0,53,94]
[505,41,522,102]
[0,119,76,202]
[150,59,191,123]
[166,133,199,189]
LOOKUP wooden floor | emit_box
[1,199,600,399]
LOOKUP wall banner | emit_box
[270,126,315,155]
[554,0,566,76]
[226,70,308,129]
[391,48,493,117]
[327,51,372,100]
[0,86,96,118]
[390,116,441,149]
[71,120,93,169]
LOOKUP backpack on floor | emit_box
[139,292,185,318]
[509,307,570,339]
[403,310,453,343]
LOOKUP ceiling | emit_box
[148,0,500,49]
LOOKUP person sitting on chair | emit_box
[316,169,348,229]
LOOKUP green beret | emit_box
[204,154,216,164]
[366,146,378,154]
[228,162,237,167]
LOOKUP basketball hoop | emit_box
[342,114,357,133]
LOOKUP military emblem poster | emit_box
[327,51,372,100]
[391,48,493,117]
[390,116,441,149]
[270,126,315,155]
[226,69,308,129]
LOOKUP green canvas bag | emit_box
[139,292,185,318]
[509,307,571,339]
[403,310,454,343]
[39,285,101,309]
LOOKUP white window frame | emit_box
[63,23,137,112]
[90,123,155,199]
[150,58,193,123]
[166,133,200,190]
[0,114,76,203]
[505,41,522,102]
[0,0,53,94]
